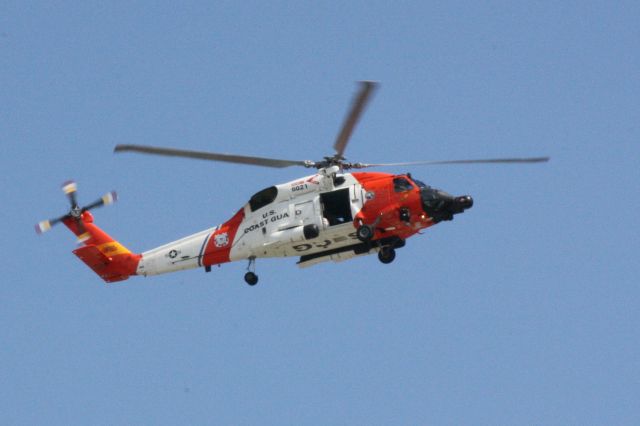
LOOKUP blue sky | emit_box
[1,1,639,424]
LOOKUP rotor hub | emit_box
[70,206,82,218]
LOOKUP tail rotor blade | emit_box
[62,180,78,208]
[35,214,69,235]
[75,218,90,243]
[82,191,118,212]
[35,220,52,234]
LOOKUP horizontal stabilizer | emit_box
[73,245,130,283]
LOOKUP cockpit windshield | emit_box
[393,177,414,192]
[412,178,427,189]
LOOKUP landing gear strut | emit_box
[244,257,258,285]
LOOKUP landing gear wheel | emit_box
[244,272,258,286]
[378,247,396,264]
[357,225,374,242]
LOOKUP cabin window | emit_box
[249,186,278,212]
[320,188,353,226]
[393,177,414,193]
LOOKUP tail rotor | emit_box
[35,180,117,242]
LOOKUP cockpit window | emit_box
[249,186,278,211]
[412,178,427,189]
[393,177,414,192]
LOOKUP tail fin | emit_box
[64,211,141,283]
[35,180,140,283]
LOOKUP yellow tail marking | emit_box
[96,241,131,256]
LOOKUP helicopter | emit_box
[35,81,548,285]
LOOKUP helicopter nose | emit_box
[420,188,473,222]
[456,195,473,210]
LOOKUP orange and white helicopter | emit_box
[36,82,548,285]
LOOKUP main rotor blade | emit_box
[355,156,550,168]
[333,81,378,158]
[114,144,314,169]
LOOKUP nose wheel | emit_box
[356,215,383,243]
[244,257,259,285]
[356,224,374,242]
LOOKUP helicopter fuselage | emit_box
[134,169,472,277]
